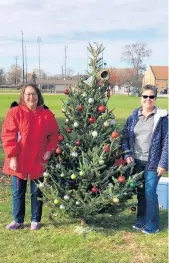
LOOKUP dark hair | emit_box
[18,83,44,106]
[141,84,157,98]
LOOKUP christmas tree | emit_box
[40,43,143,224]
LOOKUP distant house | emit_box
[142,66,168,92]
[36,78,78,92]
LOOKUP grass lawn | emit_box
[0,93,168,263]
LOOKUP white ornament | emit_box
[43,171,49,178]
[71,151,78,158]
[60,204,65,209]
[88,98,94,104]
[56,164,61,169]
[64,195,70,201]
[73,121,79,128]
[92,131,98,137]
[111,119,116,125]
[38,182,44,188]
[82,92,87,97]
[60,172,65,177]
[76,201,80,205]
[62,107,66,113]
[65,118,69,123]
[103,121,110,128]
[99,159,104,165]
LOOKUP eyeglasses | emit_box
[142,95,155,99]
[24,93,38,97]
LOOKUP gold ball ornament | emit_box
[79,170,85,176]
[103,121,110,128]
[54,199,60,205]
[112,197,120,204]
[62,107,67,113]
[71,174,77,180]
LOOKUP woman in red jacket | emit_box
[1,84,59,230]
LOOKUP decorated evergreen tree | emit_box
[40,43,143,224]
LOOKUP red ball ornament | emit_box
[77,105,84,111]
[75,140,81,146]
[66,127,72,133]
[64,89,69,95]
[111,131,120,139]
[58,134,64,142]
[56,147,62,155]
[97,105,106,113]
[114,157,125,166]
[91,186,99,193]
[118,176,126,183]
[89,117,95,123]
[104,145,110,152]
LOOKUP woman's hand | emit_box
[43,151,51,161]
[9,157,17,171]
[157,167,166,176]
[125,157,133,164]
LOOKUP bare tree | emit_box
[121,42,152,93]
[32,68,48,80]
[66,68,74,77]
[7,64,22,84]
[0,68,6,85]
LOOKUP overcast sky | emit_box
[0,0,168,75]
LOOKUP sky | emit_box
[0,0,168,76]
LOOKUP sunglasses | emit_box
[142,95,155,99]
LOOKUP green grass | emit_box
[0,94,168,263]
[0,181,168,263]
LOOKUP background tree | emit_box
[0,68,6,85]
[32,68,48,80]
[108,68,118,88]
[7,64,22,84]
[121,42,152,94]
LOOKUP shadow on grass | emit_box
[45,207,168,236]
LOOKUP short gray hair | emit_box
[141,84,157,98]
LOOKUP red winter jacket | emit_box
[1,104,59,180]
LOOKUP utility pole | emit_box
[61,66,64,78]
[37,36,42,79]
[25,46,27,84]
[21,31,25,85]
[64,46,68,80]
[14,56,19,86]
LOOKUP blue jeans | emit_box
[134,159,160,231]
[12,176,43,223]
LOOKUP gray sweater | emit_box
[134,107,156,161]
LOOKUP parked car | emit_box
[160,88,168,94]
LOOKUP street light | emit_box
[37,37,42,79]
[21,31,25,85]
[64,45,68,80]
[14,56,19,86]
[61,65,64,78]
[25,46,27,84]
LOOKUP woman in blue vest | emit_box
[121,85,168,234]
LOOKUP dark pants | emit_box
[134,159,160,231]
[12,176,43,223]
